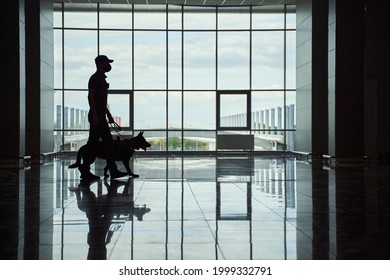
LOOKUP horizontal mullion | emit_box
[54,27,295,32]
[55,89,294,92]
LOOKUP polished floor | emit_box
[1,154,390,260]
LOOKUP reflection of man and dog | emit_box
[69,179,151,260]
[69,55,151,180]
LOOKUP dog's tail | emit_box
[68,146,83,169]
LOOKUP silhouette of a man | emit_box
[78,55,127,180]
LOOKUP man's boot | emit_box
[109,168,128,179]
[79,164,100,181]
[106,157,127,179]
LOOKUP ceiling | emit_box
[52,0,295,7]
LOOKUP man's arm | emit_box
[88,89,100,125]
[106,107,114,123]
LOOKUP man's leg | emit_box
[79,124,100,180]
[100,123,127,179]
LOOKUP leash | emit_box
[109,121,122,133]
[109,121,128,140]
[109,122,136,153]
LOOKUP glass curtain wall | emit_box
[53,3,296,152]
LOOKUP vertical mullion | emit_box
[283,4,287,150]
[216,7,218,92]
[216,7,219,136]
[130,6,135,260]
[61,3,65,152]
[166,5,169,152]
[250,5,253,135]
[250,6,253,91]
[60,2,66,251]
[180,8,184,258]
[283,159,288,259]
[97,3,100,55]
[181,5,184,153]
[165,7,169,257]
[131,4,134,132]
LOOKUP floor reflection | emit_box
[69,179,151,259]
[1,155,390,260]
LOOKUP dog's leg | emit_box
[68,145,84,168]
[123,160,139,178]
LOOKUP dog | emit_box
[69,131,151,177]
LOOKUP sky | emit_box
[53,4,296,130]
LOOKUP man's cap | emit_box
[95,55,114,64]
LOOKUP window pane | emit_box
[54,30,63,89]
[134,31,166,89]
[184,7,215,30]
[184,32,216,90]
[286,6,296,29]
[168,131,182,151]
[63,91,90,130]
[286,91,297,151]
[139,130,166,151]
[64,30,97,89]
[134,91,166,130]
[61,91,90,151]
[252,91,285,151]
[64,3,97,28]
[53,4,62,27]
[107,94,130,128]
[168,5,182,30]
[64,131,89,151]
[54,90,62,129]
[168,91,182,129]
[220,94,247,128]
[100,31,132,89]
[218,32,250,90]
[168,32,182,90]
[252,91,284,129]
[218,7,250,30]
[286,90,296,151]
[286,31,296,89]
[134,5,166,29]
[286,91,296,114]
[184,131,216,151]
[100,4,132,29]
[252,31,284,89]
[54,131,62,152]
[252,7,284,29]
[184,91,215,129]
